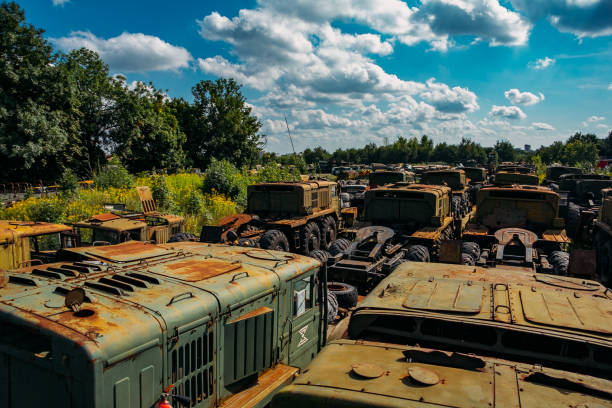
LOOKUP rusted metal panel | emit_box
[83,240,174,262]
[162,259,242,282]
[541,229,571,243]
[438,240,462,264]
[90,213,120,222]
[0,220,73,238]
[568,249,596,278]
[136,186,157,213]
[403,281,483,313]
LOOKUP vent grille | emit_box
[170,328,214,407]
[223,308,274,385]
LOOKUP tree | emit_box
[0,2,76,182]
[561,140,598,166]
[111,82,186,173]
[494,139,516,162]
[179,78,263,169]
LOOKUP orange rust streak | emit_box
[228,306,273,324]
[89,241,156,256]
[164,259,242,281]
[91,213,120,222]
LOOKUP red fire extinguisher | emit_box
[155,385,191,408]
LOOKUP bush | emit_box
[95,158,134,189]
[150,174,172,211]
[256,162,300,183]
[59,169,79,198]
[25,199,65,223]
[201,159,246,205]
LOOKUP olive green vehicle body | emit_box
[246,181,339,217]
[421,169,467,194]
[0,241,326,408]
[459,166,487,183]
[557,173,612,204]
[545,165,582,182]
[272,261,612,407]
[0,220,74,270]
[73,187,185,245]
[368,170,415,187]
[493,170,539,186]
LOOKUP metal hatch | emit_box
[520,288,612,335]
[161,259,242,282]
[403,280,484,313]
[84,241,173,262]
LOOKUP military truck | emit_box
[73,186,189,246]
[592,188,612,285]
[0,241,329,407]
[492,166,539,186]
[544,165,582,189]
[461,185,571,274]
[272,261,612,408]
[368,170,414,188]
[457,166,487,203]
[325,184,456,291]
[421,169,472,217]
[0,220,75,270]
[200,181,356,256]
[557,173,612,239]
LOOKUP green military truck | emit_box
[493,167,539,186]
[368,170,414,188]
[421,169,472,217]
[272,261,612,408]
[592,188,612,285]
[200,181,356,256]
[461,185,571,274]
[0,241,329,408]
[73,186,189,246]
[544,165,582,190]
[325,184,457,292]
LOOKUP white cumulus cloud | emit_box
[52,0,69,5]
[52,31,192,72]
[529,57,555,70]
[490,105,527,120]
[532,122,555,130]
[504,89,544,105]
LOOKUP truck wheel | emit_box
[566,203,581,238]
[406,245,430,262]
[168,232,198,242]
[327,291,338,323]
[461,253,475,265]
[259,229,290,252]
[328,238,351,256]
[451,196,462,217]
[301,222,321,255]
[319,216,337,249]
[461,241,480,262]
[549,251,569,275]
[327,282,358,309]
[309,249,330,264]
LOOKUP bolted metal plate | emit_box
[407,366,439,385]
[403,280,483,313]
[351,363,385,379]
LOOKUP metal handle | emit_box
[230,272,249,282]
[167,292,194,306]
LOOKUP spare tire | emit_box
[329,238,351,256]
[406,245,430,262]
[461,241,480,262]
[461,253,475,265]
[327,282,358,309]
[301,222,321,255]
[566,203,581,238]
[549,251,569,275]
[309,249,330,264]
[451,196,462,217]
[327,291,338,323]
[168,232,198,243]
[259,229,290,252]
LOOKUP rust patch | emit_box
[90,213,120,222]
[164,259,242,281]
[228,306,273,324]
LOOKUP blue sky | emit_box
[18,0,612,153]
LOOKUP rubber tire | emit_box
[461,242,480,262]
[470,184,481,203]
[566,203,581,238]
[406,245,430,262]
[309,249,330,264]
[549,183,559,192]
[319,216,337,249]
[327,281,358,309]
[328,238,351,256]
[259,229,290,252]
[461,253,475,265]
[237,238,256,247]
[301,222,321,255]
[451,196,462,217]
[168,232,198,242]
[327,291,338,323]
[549,251,569,275]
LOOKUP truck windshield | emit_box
[77,227,119,245]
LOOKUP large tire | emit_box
[470,184,481,203]
[259,229,290,252]
[309,249,330,264]
[168,232,198,242]
[329,238,351,256]
[327,282,358,309]
[549,251,569,275]
[406,245,430,262]
[319,216,337,249]
[461,241,480,262]
[301,222,321,255]
[327,291,338,323]
[566,203,581,238]
[461,253,475,265]
[451,196,462,217]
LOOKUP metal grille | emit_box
[311,191,319,209]
[170,328,214,407]
[223,309,274,384]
